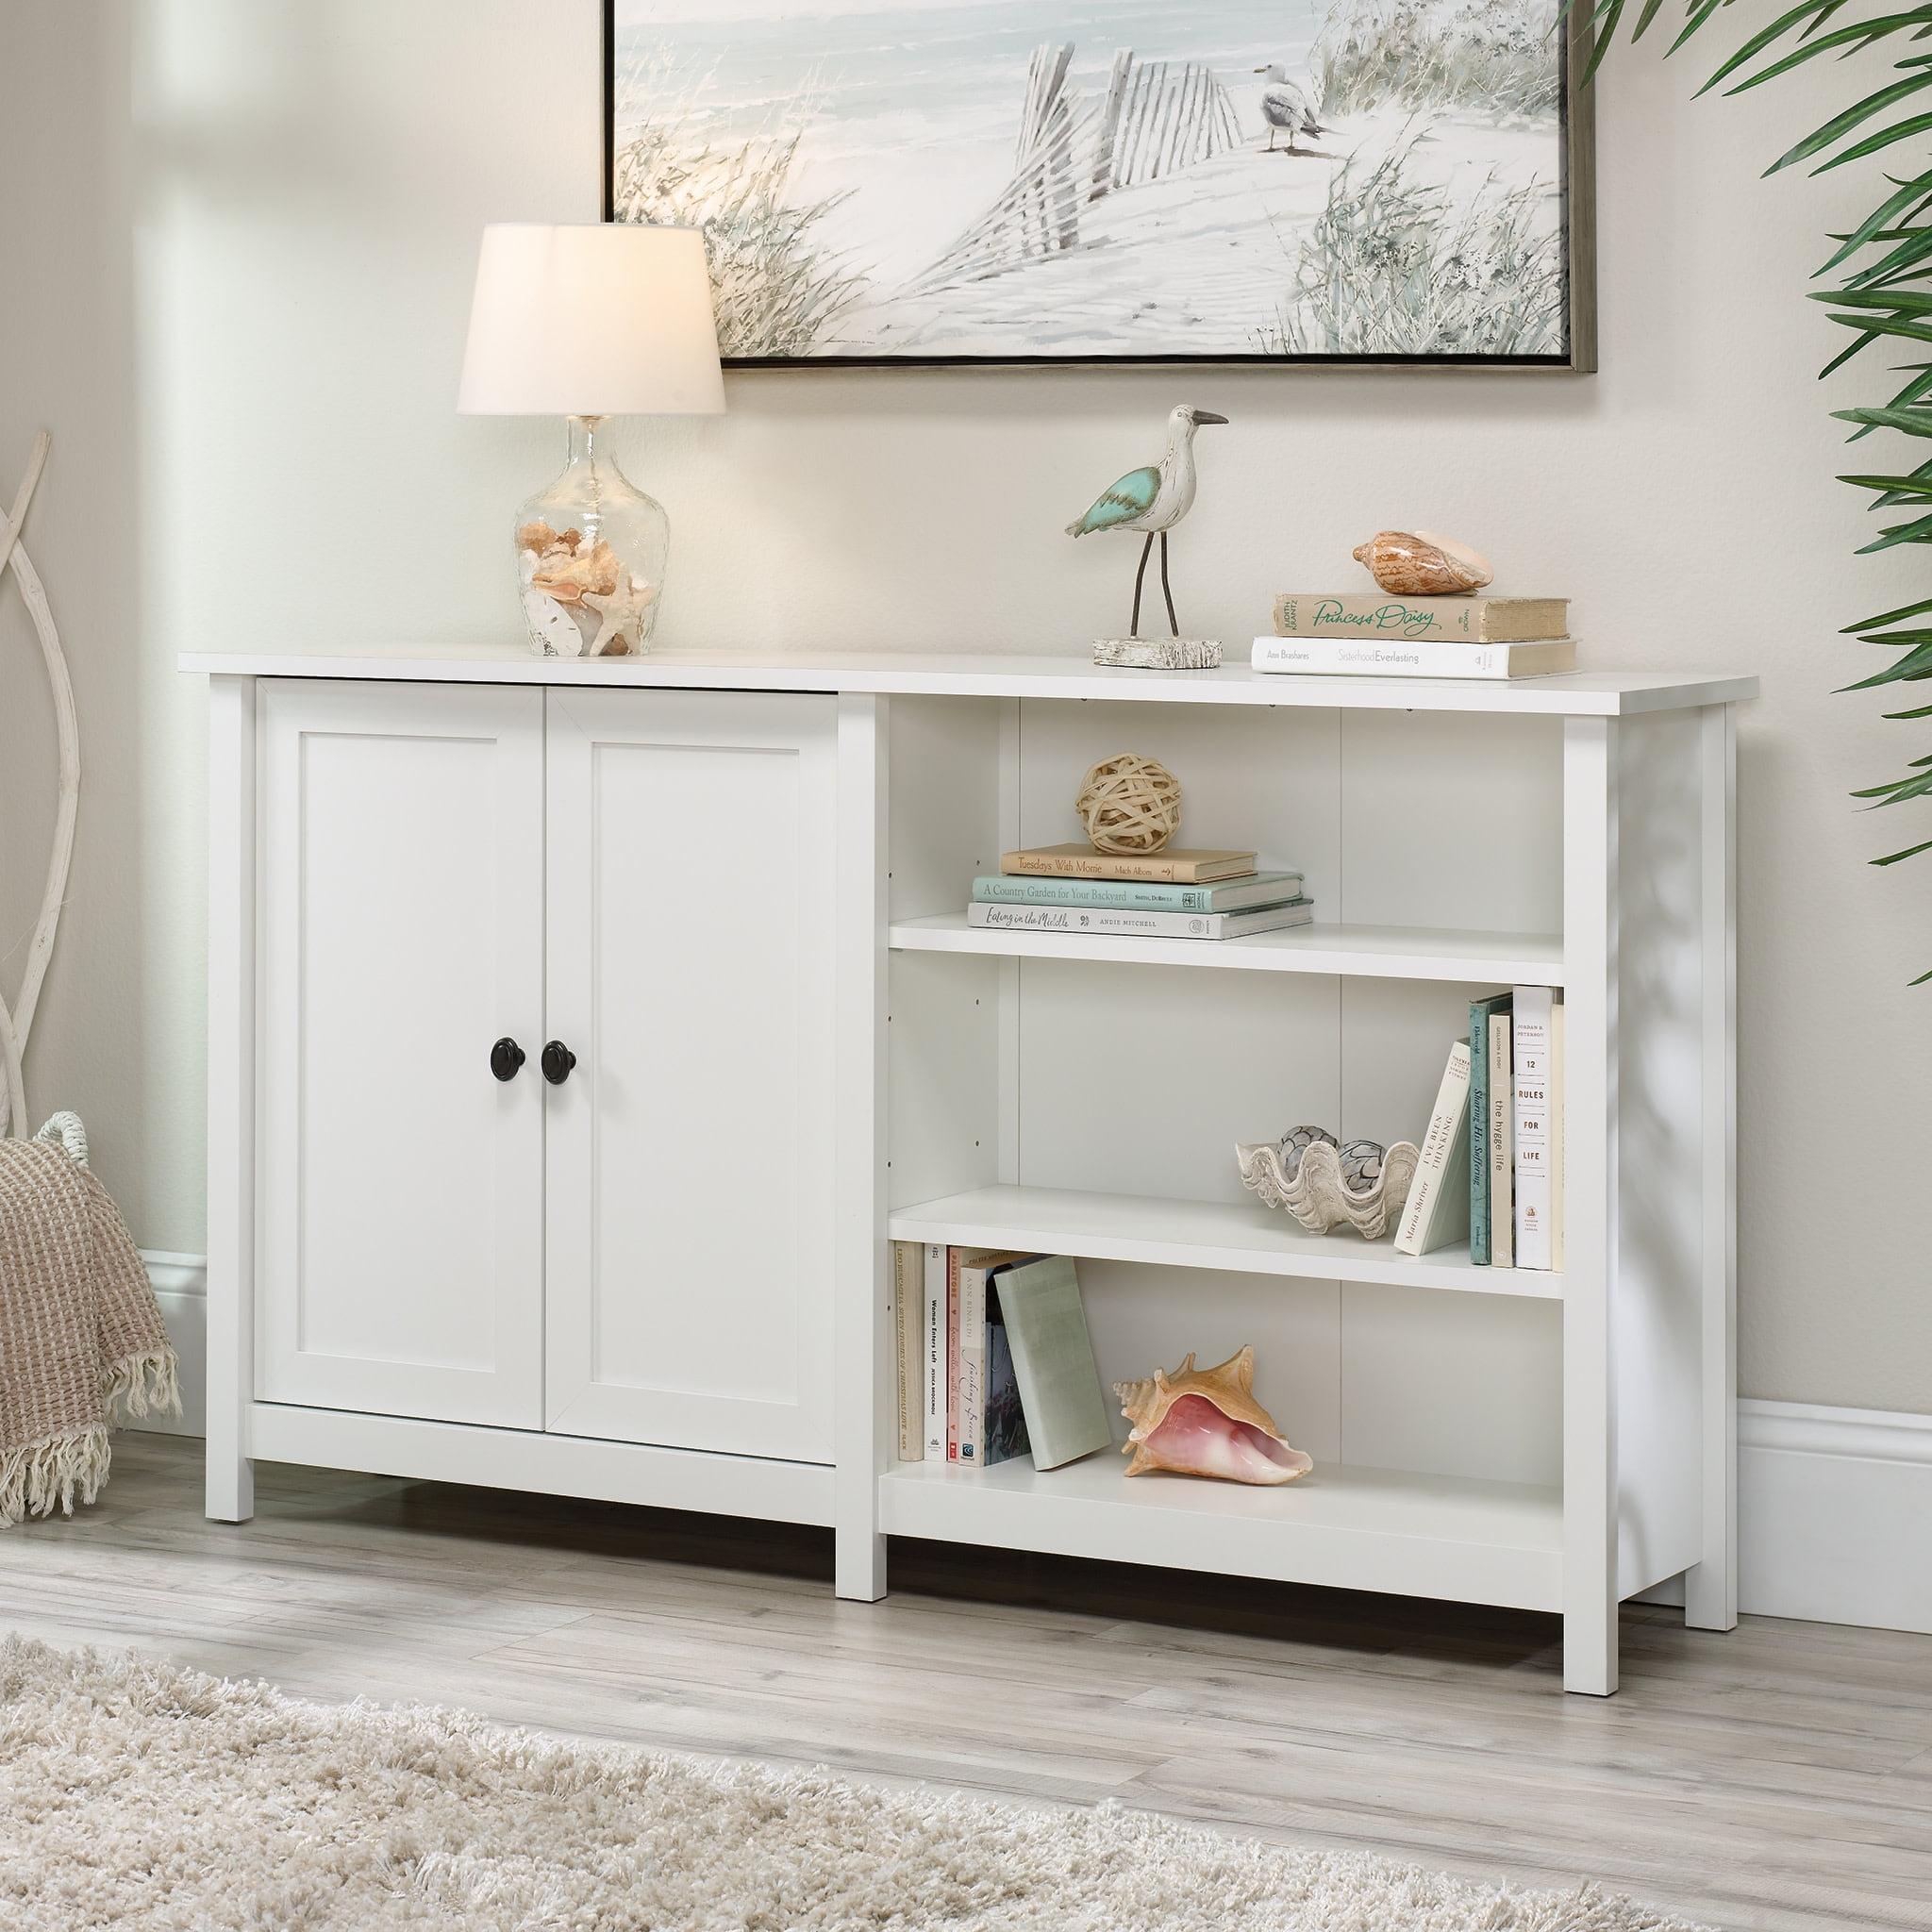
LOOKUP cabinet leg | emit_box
[1562,1606,1619,1696]
[206,1454,254,1524]
[835,1528,887,1602]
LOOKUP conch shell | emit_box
[1353,529,1493,596]
[1113,1346,1313,1486]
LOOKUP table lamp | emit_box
[458,223,724,658]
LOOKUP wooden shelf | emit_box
[878,1454,1563,1612]
[891,913,1564,986]
[887,1185,1562,1298]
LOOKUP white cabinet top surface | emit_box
[180,642,1758,716]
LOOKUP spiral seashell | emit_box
[1352,529,1494,596]
[1113,1346,1313,1485]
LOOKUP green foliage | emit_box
[1316,1,1563,117]
[1574,2,1932,977]
[1257,145,1566,357]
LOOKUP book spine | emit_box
[967,901,1309,940]
[922,1245,947,1461]
[972,874,1300,913]
[1272,593,1567,641]
[1254,637,1524,679]
[892,1241,923,1461]
[1469,1005,1491,1266]
[1489,1018,1514,1270]
[999,850,1246,883]
[958,1264,987,1463]
[1549,1001,1567,1271]
[945,1247,962,1461]
[1514,989,1555,1270]
[1395,1041,1473,1257]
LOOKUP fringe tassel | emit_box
[104,1348,180,1423]
[0,1424,111,1527]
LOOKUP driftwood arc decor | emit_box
[0,433,78,1140]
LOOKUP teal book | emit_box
[1468,992,1513,1265]
[994,1255,1111,1471]
[972,871,1305,914]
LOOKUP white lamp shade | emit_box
[458,223,725,417]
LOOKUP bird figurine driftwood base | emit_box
[1066,403,1227,640]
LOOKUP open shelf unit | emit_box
[870,661,1745,1697]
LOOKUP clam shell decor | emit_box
[1075,752,1182,857]
[1353,529,1494,596]
[1235,1132,1421,1240]
[1113,1346,1314,1486]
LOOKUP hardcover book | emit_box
[892,1240,923,1461]
[1488,1016,1515,1270]
[967,900,1312,941]
[1513,988,1556,1270]
[1467,993,1512,1266]
[922,1243,947,1461]
[1549,1001,1567,1272]
[971,871,1305,914]
[982,1283,1031,1468]
[999,844,1256,884]
[952,1249,1031,1464]
[1395,1040,1474,1257]
[1273,593,1570,643]
[1252,637,1576,680]
[995,1254,1111,1471]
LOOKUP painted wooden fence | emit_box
[906,45,1241,295]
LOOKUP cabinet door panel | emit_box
[545,690,836,1462]
[258,681,544,1426]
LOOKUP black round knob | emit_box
[490,1037,525,1082]
[541,1040,576,1085]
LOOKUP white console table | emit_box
[185,644,1757,1696]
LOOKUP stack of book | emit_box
[891,1243,1113,1471]
[1393,986,1565,1269]
[969,844,1313,941]
[1253,593,1574,682]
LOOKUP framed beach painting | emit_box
[602,1,1596,370]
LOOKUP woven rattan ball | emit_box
[1075,752,1182,856]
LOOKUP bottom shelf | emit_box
[878,1453,1562,1614]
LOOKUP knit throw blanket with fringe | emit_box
[0,1130,178,1524]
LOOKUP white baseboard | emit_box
[136,1257,1932,1636]
[138,1251,207,1440]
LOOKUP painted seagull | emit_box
[1255,64,1328,155]
[1066,403,1228,639]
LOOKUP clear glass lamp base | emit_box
[513,416,668,658]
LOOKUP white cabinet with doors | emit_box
[215,673,851,1537]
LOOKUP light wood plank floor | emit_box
[0,1435,1924,1932]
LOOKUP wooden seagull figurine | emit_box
[1065,403,1227,638]
[1255,64,1328,156]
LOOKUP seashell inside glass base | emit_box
[1234,1134,1421,1241]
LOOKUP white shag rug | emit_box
[0,1635,1714,1931]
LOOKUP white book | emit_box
[1549,1001,1566,1272]
[1252,636,1576,680]
[922,1243,947,1461]
[966,899,1313,941]
[1513,988,1556,1270]
[1488,1017,1514,1271]
[1395,1041,1474,1257]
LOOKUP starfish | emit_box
[581,575,658,656]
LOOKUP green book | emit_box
[1468,992,1513,1265]
[972,871,1306,914]
[993,1255,1111,1471]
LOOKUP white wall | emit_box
[3,0,1929,1414]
